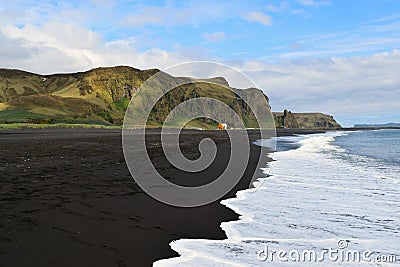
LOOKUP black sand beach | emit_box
[0,128,273,266]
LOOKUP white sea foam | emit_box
[155,132,400,266]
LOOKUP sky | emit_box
[0,0,399,126]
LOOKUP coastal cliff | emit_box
[274,110,341,129]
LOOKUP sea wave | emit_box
[155,131,400,266]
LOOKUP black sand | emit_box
[0,128,273,266]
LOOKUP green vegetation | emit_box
[0,66,340,130]
[0,66,270,129]
[183,119,219,130]
[0,108,48,122]
[0,67,158,126]
[143,81,263,128]
[0,123,121,130]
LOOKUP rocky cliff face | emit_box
[0,67,271,128]
[277,109,299,128]
[274,110,341,129]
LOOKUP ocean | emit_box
[155,129,400,266]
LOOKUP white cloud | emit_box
[3,23,102,50]
[0,22,106,73]
[234,50,400,121]
[363,20,400,33]
[370,13,400,23]
[0,31,32,60]
[290,9,312,18]
[266,1,289,12]
[263,24,400,60]
[121,2,241,27]
[0,22,199,74]
[122,7,165,26]
[0,7,25,25]
[244,11,273,26]
[298,0,330,6]
[202,32,226,43]
[88,0,115,8]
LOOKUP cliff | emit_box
[274,110,341,129]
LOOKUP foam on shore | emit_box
[155,131,400,266]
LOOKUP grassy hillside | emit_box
[0,67,167,125]
[0,67,270,128]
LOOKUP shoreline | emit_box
[0,128,322,266]
[156,129,335,265]
[162,129,399,266]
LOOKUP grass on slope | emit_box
[0,123,121,130]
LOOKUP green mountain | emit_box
[0,66,270,129]
[0,67,154,125]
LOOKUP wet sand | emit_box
[0,128,272,266]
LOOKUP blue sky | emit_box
[0,0,399,126]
